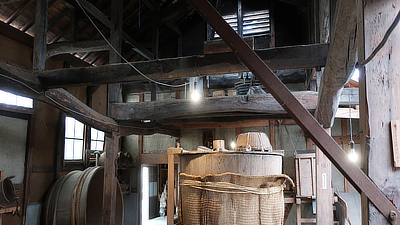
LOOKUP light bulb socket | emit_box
[348,140,355,151]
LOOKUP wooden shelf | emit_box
[0,206,19,214]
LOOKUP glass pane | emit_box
[97,130,105,140]
[91,128,98,140]
[65,117,75,138]
[91,141,96,150]
[16,95,33,108]
[0,90,17,105]
[73,140,83,160]
[91,128,105,141]
[64,139,74,160]
[91,141,104,151]
[74,120,84,139]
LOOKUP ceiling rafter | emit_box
[4,0,33,24]
[19,0,59,32]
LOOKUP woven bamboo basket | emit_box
[179,172,293,225]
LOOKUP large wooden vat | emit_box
[180,151,283,176]
[44,166,124,225]
[179,151,287,225]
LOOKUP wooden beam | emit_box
[45,88,118,133]
[111,91,318,121]
[0,21,33,47]
[33,0,48,71]
[0,61,41,98]
[142,0,181,35]
[186,0,400,223]
[140,153,179,164]
[170,119,270,129]
[5,0,33,24]
[102,132,118,225]
[48,8,72,30]
[122,32,154,60]
[75,0,153,60]
[315,0,357,128]
[53,54,93,67]
[37,43,328,88]
[46,40,109,58]
[0,0,24,5]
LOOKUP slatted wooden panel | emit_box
[294,152,316,197]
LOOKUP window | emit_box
[90,127,105,151]
[214,10,270,38]
[64,117,105,161]
[0,90,33,108]
[65,117,84,160]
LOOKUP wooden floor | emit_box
[143,216,167,225]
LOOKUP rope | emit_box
[181,180,283,195]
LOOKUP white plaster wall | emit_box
[0,115,28,183]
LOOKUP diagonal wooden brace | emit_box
[185,0,400,224]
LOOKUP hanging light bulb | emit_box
[347,82,357,162]
[231,141,236,150]
[191,82,201,102]
[348,140,357,162]
[191,90,201,102]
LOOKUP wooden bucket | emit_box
[0,176,17,208]
[44,166,124,225]
[236,132,272,152]
[180,151,283,176]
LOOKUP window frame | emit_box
[62,115,105,165]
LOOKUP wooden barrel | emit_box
[44,167,124,225]
[180,151,283,176]
[236,132,272,152]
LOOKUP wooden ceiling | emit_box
[0,0,194,66]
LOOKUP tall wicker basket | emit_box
[178,172,293,225]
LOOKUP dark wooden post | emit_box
[103,0,123,224]
[33,0,47,71]
[102,132,119,225]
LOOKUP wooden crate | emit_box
[213,90,225,97]
[294,151,316,198]
[228,90,237,96]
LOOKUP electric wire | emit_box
[74,0,188,88]
[357,9,400,68]
[348,83,353,142]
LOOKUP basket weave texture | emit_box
[179,172,293,225]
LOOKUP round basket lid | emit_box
[236,132,272,152]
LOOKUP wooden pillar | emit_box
[0,170,2,225]
[356,0,369,224]
[137,93,144,225]
[362,1,400,224]
[341,118,351,193]
[102,132,119,225]
[103,1,123,224]
[33,0,47,71]
[167,148,181,225]
[316,128,333,225]
[269,119,275,149]
[269,0,275,48]
[237,0,243,37]
[108,0,123,114]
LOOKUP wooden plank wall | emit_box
[362,0,400,224]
